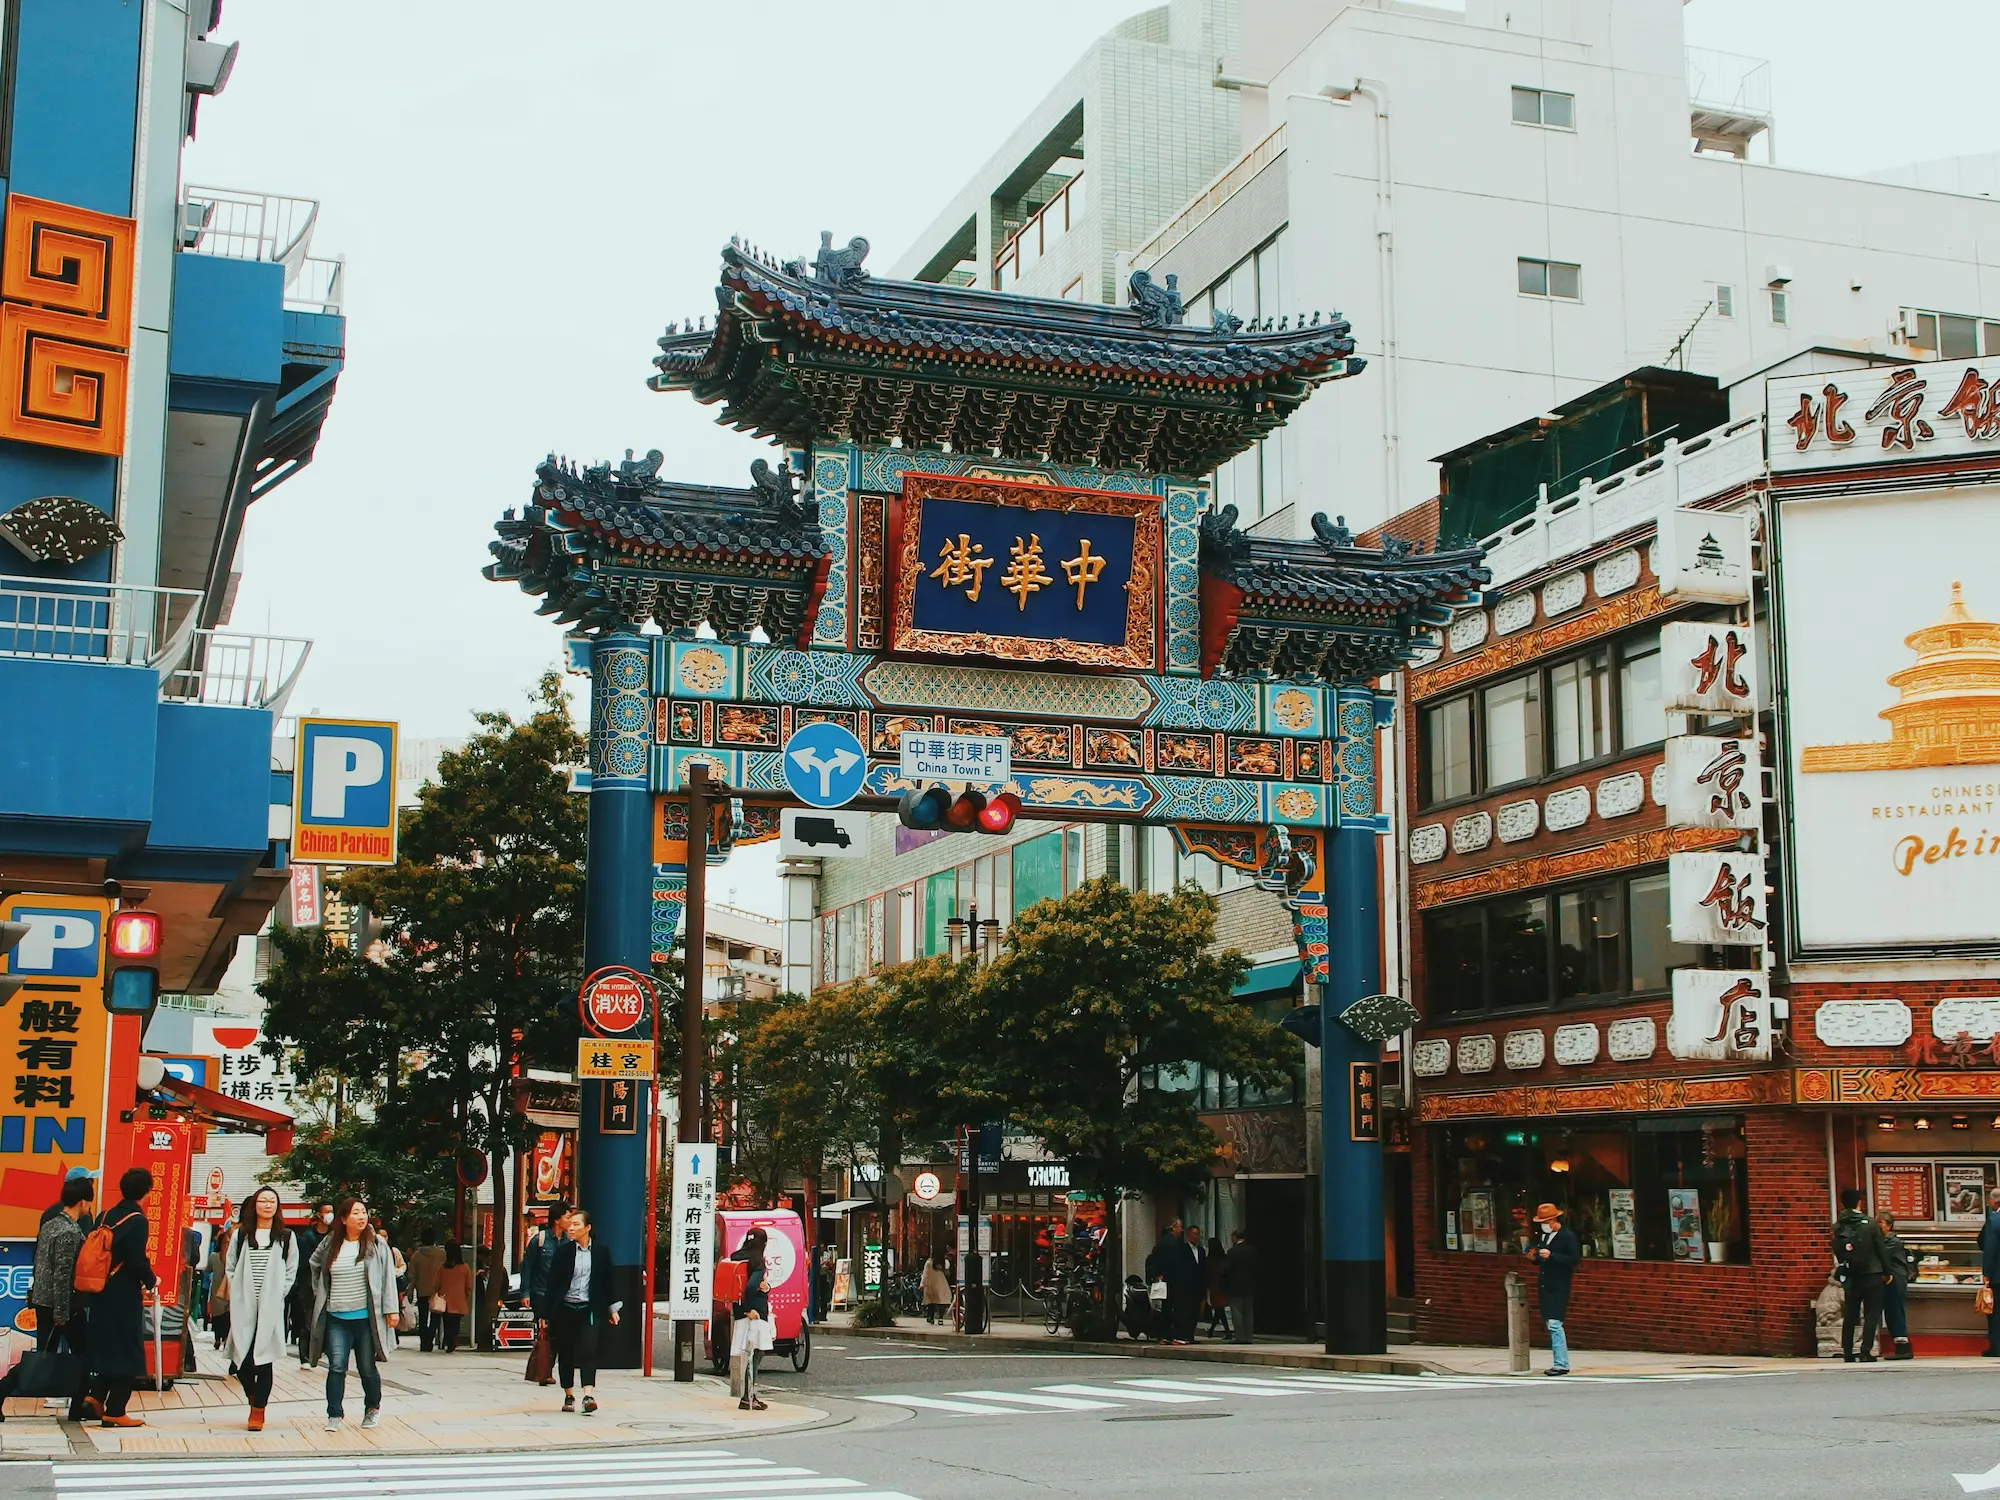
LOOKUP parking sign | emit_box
[293,718,399,865]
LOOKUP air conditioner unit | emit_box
[177,199,212,249]
[1892,307,1921,344]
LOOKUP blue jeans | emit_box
[1546,1317,1570,1371]
[323,1314,382,1417]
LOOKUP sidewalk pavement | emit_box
[0,1342,824,1460]
[832,1316,1859,1377]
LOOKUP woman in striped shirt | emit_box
[225,1187,298,1431]
[307,1196,400,1432]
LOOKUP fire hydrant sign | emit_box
[667,1142,716,1321]
[576,1039,655,1080]
[579,966,653,1037]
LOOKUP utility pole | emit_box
[672,762,709,1382]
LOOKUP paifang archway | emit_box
[487,236,1487,1360]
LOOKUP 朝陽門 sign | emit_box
[1348,1062,1381,1142]
[576,1039,656,1080]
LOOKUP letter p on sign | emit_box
[293,718,400,866]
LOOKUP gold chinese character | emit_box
[931,534,993,601]
[1060,539,1107,609]
[1001,533,1053,610]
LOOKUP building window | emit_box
[1145,997,1305,1110]
[923,869,955,957]
[1422,869,1700,1017]
[1510,86,1575,130]
[1714,284,1734,318]
[1435,1116,1750,1263]
[1205,236,1289,521]
[1419,626,1665,809]
[1769,289,1788,326]
[1519,258,1581,300]
[1064,826,1086,890]
[1014,827,1066,913]
[834,905,858,984]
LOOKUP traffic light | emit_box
[976,791,1021,835]
[942,789,986,831]
[107,908,161,1018]
[0,917,28,1004]
[109,910,161,959]
[897,783,953,831]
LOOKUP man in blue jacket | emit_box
[1526,1202,1580,1377]
[1980,1188,2000,1356]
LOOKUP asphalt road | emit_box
[735,1336,2000,1500]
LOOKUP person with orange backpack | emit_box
[75,1167,158,1427]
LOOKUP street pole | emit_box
[673,762,709,1383]
[963,1125,983,1335]
[642,975,660,1376]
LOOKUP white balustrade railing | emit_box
[0,574,201,666]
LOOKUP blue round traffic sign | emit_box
[783,721,869,809]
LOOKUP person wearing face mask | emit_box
[1526,1203,1580,1377]
[293,1203,334,1367]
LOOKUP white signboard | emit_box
[1770,360,2000,472]
[1661,620,1757,716]
[195,1022,299,1114]
[1780,485,2000,951]
[1668,851,1769,947]
[899,732,1011,783]
[1667,969,1774,1061]
[779,806,866,859]
[1655,508,1752,603]
[1663,734,1761,831]
[666,1141,717,1321]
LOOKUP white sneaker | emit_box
[324,1418,340,1432]
[361,1411,380,1429]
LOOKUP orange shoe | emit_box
[248,1408,265,1432]
[99,1415,145,1428]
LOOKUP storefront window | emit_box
[923,869,955,956]
[1555,881,1624,1000]
[1436,1115,1750,1264]
[1487,895,1550,1010]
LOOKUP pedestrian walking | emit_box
[731,1227,774,1412]
[1877,1212,1913,1361]
[436,1243,475,1352]
[1144,1222,1199,1345]
[292,1203,332,1366]
[543,1208,619,1414]
[1526,1203,1579,1377]
[225,1187,299,1431]
[1980,1189,2000,1357]
[1184,1226,1211,1336]
[813,1244,835,1324]
[308,1197,399,1432]
[522,1202,570,1384]
[410,1227,445,1351]
[1224,1228,1258,1344]
[204,1226,232,1349]
[1833,1186,1888,1363]
[920,1253,952,1325]
[87,1167,159,1426]
[1203,1232,1231,1338]
[0,1174,96,1422]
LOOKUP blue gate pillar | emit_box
[1321,686,1387,1355]
[580,631,655,1367]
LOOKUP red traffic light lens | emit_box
[944,789,987,830]
[976,792,1021,835]
[110,911,161,959]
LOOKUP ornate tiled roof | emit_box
[1199,506,1490,680]
[649,237,1362,475]
[484,453,827,639]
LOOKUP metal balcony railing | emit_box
[1130,124,1287,270]
[181,185,345,315]
[1685,47,1772,117]
[0,573,201,665]
[159,629,312,713]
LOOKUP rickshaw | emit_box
[704,1207,811,1374]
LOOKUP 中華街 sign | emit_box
[899,731,1011,783]
[1778,484,2000,952]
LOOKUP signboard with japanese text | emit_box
[599,1077,641,1135]
[0,1238,31,1359]
[1668,851,1769,947]
[576,1039,656,1080]
[293,718,399,866]
[898,732,1011,784]
[666,1142,715,1320]
[528,1130,573,1205]
[193,1022,297,1114]
[1655,507,1752,603]
[1867,1159,1934,1223]
[891,474,1161,669]
[127,1119,191,1306]
[1348,1062,1381,1143]
[0,895,110,1241]
[286,863,323,928]
[1667,969,1774,1061]
[1661,620,1757,716]
[1777,485,2000,953]
[578,967,654,1038]
[1663,734,1762,832]
[1771,361,2000,472]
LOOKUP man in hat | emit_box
[1526,1203,1580,1376]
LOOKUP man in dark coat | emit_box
[0,1175,95,1422]
[1834,1185,1888,1363]
[293,1203,332,1364]
[1224,1228,1259,1344]
[1979,1189,2000,1356]
[1145,1222,1201,1345]
[89,1167,159,1426]
[1527,1202,1580,1376]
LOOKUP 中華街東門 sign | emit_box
[1776,484,2000,952]
[891,474,1160,669]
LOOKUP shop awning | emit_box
[1234,959,1302,998]
[906,1191,956,1210]
[818,1197,882,1218]
[150,1077,295,1152]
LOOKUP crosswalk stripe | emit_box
[62,1480,861,1500]
[856,1394,1010,1415]
[1116,1377,1297,1398]
[54,1449,751,1481]
[60,1458,784,1490]
[1261,1373,1490,1391]
[1033,1382,1215,1404]
[64,1468,818,1500]
[946,1389,1118,1411]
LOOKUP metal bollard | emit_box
[1504,1270,1529,1373]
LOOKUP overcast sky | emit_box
[183,1,2000,915]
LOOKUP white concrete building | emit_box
[897,0,2000,540]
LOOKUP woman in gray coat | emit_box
[225,1187,299,1431]
[307,1196,399,1432]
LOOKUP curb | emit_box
[832,1323,1444,1377]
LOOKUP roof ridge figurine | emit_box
[811,231,870,289]
[1128,268,1184,329]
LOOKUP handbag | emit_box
[12,1345,85,1398]
[1978,1282,1995,1316]
[429,1291,446,1314]
[524,1328,556,1384]
[1147,1278,1168,1308]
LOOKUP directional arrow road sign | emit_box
[782,720,869,808]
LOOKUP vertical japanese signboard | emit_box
[128,1119,191,1306]
[0,895,110,1240]
[667,1142,716,1321]
[1348,1062,1381,1142]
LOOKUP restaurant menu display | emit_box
[1943,1165,1991,1224]
[1608,1189,1638,1260]
[1460,1191,1498,1254]
[1667,1187,1704,1262]
[1869,1159,1936,1222]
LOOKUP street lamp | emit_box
[944,903,1001,1335]
[945,904,1001,965]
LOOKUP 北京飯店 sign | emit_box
[890,473,1161,669]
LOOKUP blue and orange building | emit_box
[0,1,342,1236]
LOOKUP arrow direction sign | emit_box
[781,721,869,808]
[1957,1460,2000,1494]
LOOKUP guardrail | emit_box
[160,629,312,713]
[1129,123,1286,270]
[0,574,202,665]
[182,185,345,315]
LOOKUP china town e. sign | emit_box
[1771,358,2000,471]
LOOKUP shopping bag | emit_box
[12,1347,84,1398]
[1147,1279,1168,1308]
[729,1350,746,1399]
[1978,1282,1995,1316]
[524,1328,555,1384]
